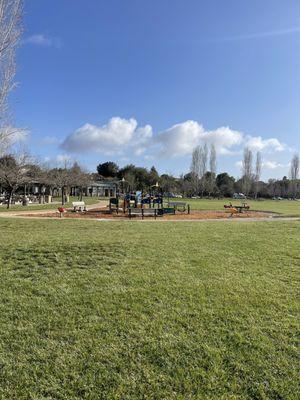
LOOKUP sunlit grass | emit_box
[0,218,298,399]
[0,196,101,212]
[179,198,300,216]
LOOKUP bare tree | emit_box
[190,145,200,194]
[48,167,72,205]
[254,151,262,199]
[289,153,299,198]
[209,144,217,175]
[70,162,91,200]
[0,0,23,154]
[207,144,217,196]
[190,143,208,195]
[242,147,253,196]
[0,152,31,208]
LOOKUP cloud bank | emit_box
[62,117,287,161]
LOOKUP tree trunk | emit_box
[61,187,65,205]
[6,189,14,209]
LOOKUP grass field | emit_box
[180,198,300,217]
[0,196,100,213]
[0,218,299,399]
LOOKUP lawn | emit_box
[0,218,299,399]
[0,196,100,213]
[179,198,300,217]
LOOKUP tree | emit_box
[190,145,200,194]
[160,173,178,195]
[0,153,31,208]
[242,147,253,196]
[149,166,159,186]
[190,143,208,195]
[254,151,262,199]
[289,153,299,198]
[216,173,235,197]
[0,0,23,154]
[207,144,217,196]
[97,161,119,178]
[70,162,90,200]
[48,166,72,205]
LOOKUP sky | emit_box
[12,0,300,179]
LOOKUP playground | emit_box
[3,186,296,221]
[18,207,272,221]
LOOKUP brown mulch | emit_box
[19,208,272,220]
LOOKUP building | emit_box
[70,180,117,198]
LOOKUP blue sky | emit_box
[13,0,300,178]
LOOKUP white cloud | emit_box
[245,136,286,152]
[23,34,62,48]
[235,160,243,169]
[61,117,288,164]
[235,159,284,171]
[56,154,72,165]
[153,121,243,157]
[262,161,284,170]
[62,117,153,156]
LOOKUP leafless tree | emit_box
[0,0,23,154]
[209,144,217,175]
[0,152,31,208]
[207,144,217,196]
[254,151,262,199]
[242,147,253,196]
[190,145,200,194]
[69,162,91,200]
[190,143,208,195]
[48,167,72,205]
[289,153,299,198]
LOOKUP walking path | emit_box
[0,200,108,218]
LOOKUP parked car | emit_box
[233,193,246,199]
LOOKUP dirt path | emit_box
[0,200,108,218]
[0,211,298,223]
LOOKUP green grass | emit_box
[0,196,101,213]
[178,198,300,217]
[0,218,299,399]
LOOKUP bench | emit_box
[128,208,160,219]
[72,201,86,212]
[168,202,190,213]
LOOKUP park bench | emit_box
[72,201,86,212]
[128,208,160,219]
[168,201,190,213]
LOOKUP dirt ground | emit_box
[19,208,272,220]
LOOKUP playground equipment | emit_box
[57,207,66,218]
[168,201,190,214]
[224,202,250,217]
[108,179,190,218]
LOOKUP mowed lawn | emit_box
[180,198,300,217]
[0,219,299,399]
[0,196,100,213]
